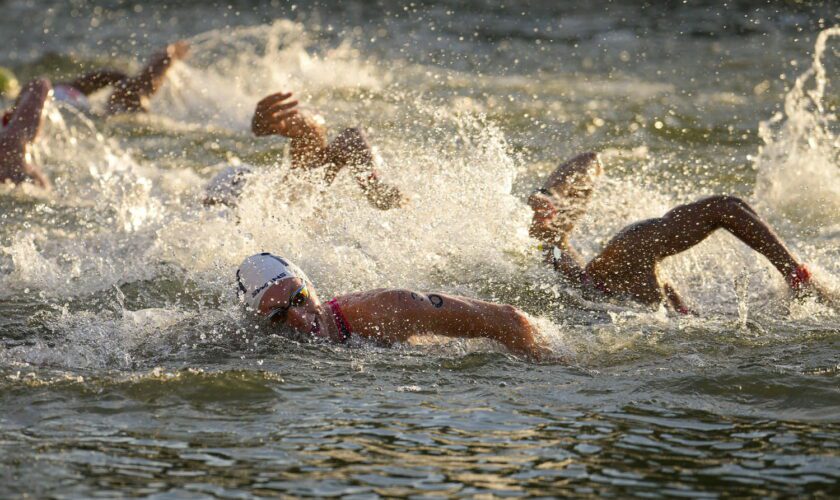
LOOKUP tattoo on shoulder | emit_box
[427,294,444,308]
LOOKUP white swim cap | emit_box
[52,84,90,111]
[204,165,252,206]
[236,253,309,312]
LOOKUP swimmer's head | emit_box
[0,67,21,99]
[237,253,310,312]
[236,253,327,337]
[204,165,252,207]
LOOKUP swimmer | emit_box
[0,78,51,188]
[41,41,188,115]
[0,43,188,189]
[236,253,549,360]
[249,91,405,210]
[529,152,830,312]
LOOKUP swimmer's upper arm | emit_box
[368,289,470,338]
[377,289,516,336]
[370,289,543,359]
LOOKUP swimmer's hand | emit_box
[252,91,323,139]
[166,40,191,61]
[364,182,408,210]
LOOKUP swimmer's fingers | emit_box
[253,92,295,136]
[257,92,293,110]
[273,109,298,121]
[273,110,300,133]
[267,99,299,116]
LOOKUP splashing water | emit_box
[754,27,840,230]
[3,7,840,497]
[150,20,388,131]
[1,22,839,371]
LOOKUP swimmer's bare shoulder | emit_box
[341,288,546,359]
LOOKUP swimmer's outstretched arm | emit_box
[585,195,830,306]
[64,70,129,95]
[107,41,190,114]
[344,289,547,360]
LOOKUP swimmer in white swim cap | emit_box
[236,253,551,361]
[203,164,253,207]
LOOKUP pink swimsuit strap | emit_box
[327,298,353,344]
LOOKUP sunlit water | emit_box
[1,2,839,497]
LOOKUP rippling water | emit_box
[1,1,839,497]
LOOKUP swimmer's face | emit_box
[259,278,327,339]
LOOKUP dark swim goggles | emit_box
[267,282,310,322]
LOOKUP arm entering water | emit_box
[0,78,52,188]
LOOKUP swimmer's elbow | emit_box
[496,304,532,333]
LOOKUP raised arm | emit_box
[529,152,602,283]
[251,91,328,167]
[107,41,190,113]
[251,91,405,209]
[4,78,51,145]
[64,70,129,95]
[344,289,547,360]
[0,78,52,188]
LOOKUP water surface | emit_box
[1,1,839,497]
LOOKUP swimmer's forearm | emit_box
[134,50,177,95]
[66,70,128,95]
[7,79,50,144]
[547,245,585,283]
[129,42,188,97]
[290,127,328,168]
[663,283,693,315]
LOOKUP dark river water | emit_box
[1,1,839,497]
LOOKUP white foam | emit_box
[3,25,839,370]
[754,27,840,229]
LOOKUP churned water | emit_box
[1,1,839,497]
